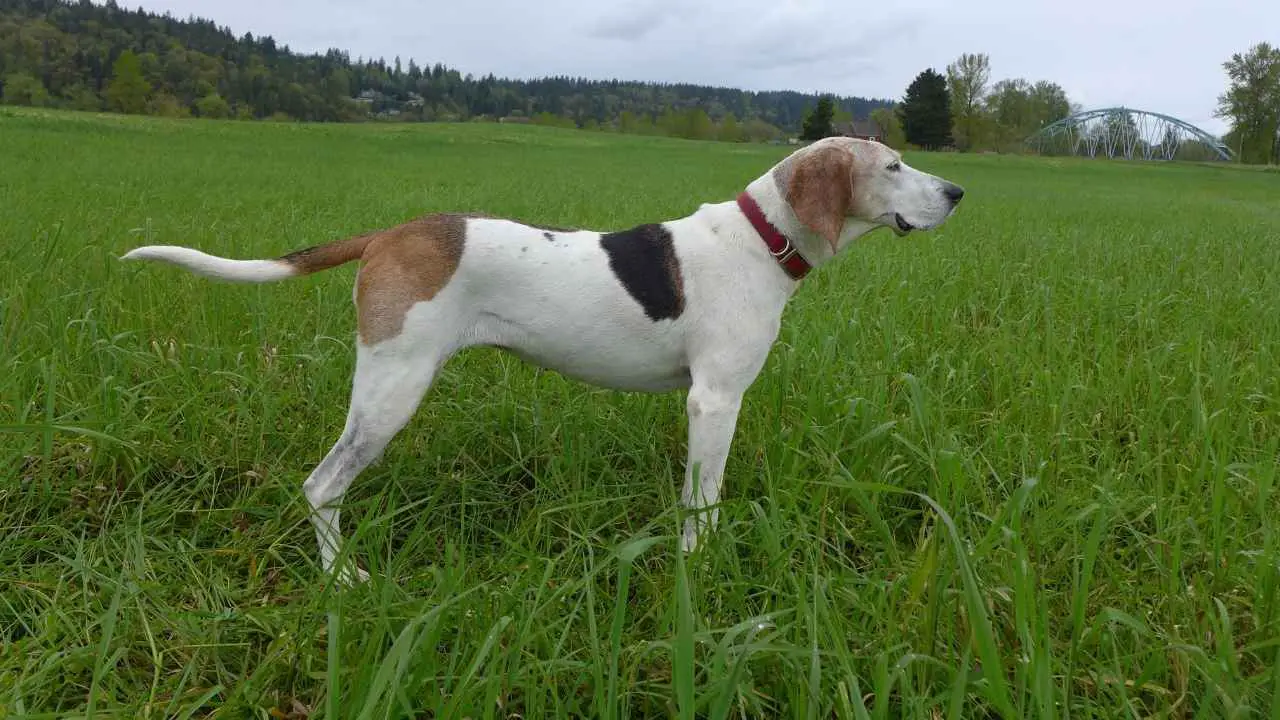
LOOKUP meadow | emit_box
[2,106,1280,718]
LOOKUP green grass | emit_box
[3,106,1280,718]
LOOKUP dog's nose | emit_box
[943,183,965,204]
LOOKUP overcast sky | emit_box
[122,0,1276,135]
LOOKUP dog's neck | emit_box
[739,174,878,276]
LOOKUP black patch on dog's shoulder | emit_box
[599,223,685,321]
[543,232,555,242]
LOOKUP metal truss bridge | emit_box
[1026,107,1232,161]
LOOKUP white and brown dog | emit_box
[123,136,964,583]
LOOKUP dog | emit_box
[122,136,964,583]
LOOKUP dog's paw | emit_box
[332,563,371,588]
[681,519,702,553]
[682,508,721,554]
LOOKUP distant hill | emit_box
[0,0,893,139]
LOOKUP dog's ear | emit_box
[784,144,854,253]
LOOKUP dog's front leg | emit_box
[680,384,745,552]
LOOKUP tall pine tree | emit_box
[801,96,835,140]
[898,69,952,149]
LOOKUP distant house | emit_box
[836,119,883,142]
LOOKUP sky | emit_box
[120,0,1277,136]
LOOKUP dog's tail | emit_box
[120,233,375,283]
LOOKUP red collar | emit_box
[736,191,811,280]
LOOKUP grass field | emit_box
[3,106,1280,718]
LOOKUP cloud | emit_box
[587,2,672,40]
[725,8,922,95]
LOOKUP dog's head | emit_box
[773,136,964,251]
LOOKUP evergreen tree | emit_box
[899,69,952,149]
[801,96,835,140]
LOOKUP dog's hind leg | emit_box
[302,340,446,585]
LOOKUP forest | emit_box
[0,0,891,141]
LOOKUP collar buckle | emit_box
[736,191,811,281]
[769,238,799,264]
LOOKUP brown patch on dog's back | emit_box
[355,214,467,345]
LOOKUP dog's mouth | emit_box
[892,212,914,236]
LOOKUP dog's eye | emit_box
[887,161,901,171]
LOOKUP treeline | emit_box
[522,107,790,143]
[778,53,1080,154]
[881,50,1260,162]
[867,53,1212,160]
[875,53,1075,153]
[0,0,890,140]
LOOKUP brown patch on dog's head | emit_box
[770,139,864,253]
[355,214,466,345]
[782,141,856,252]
